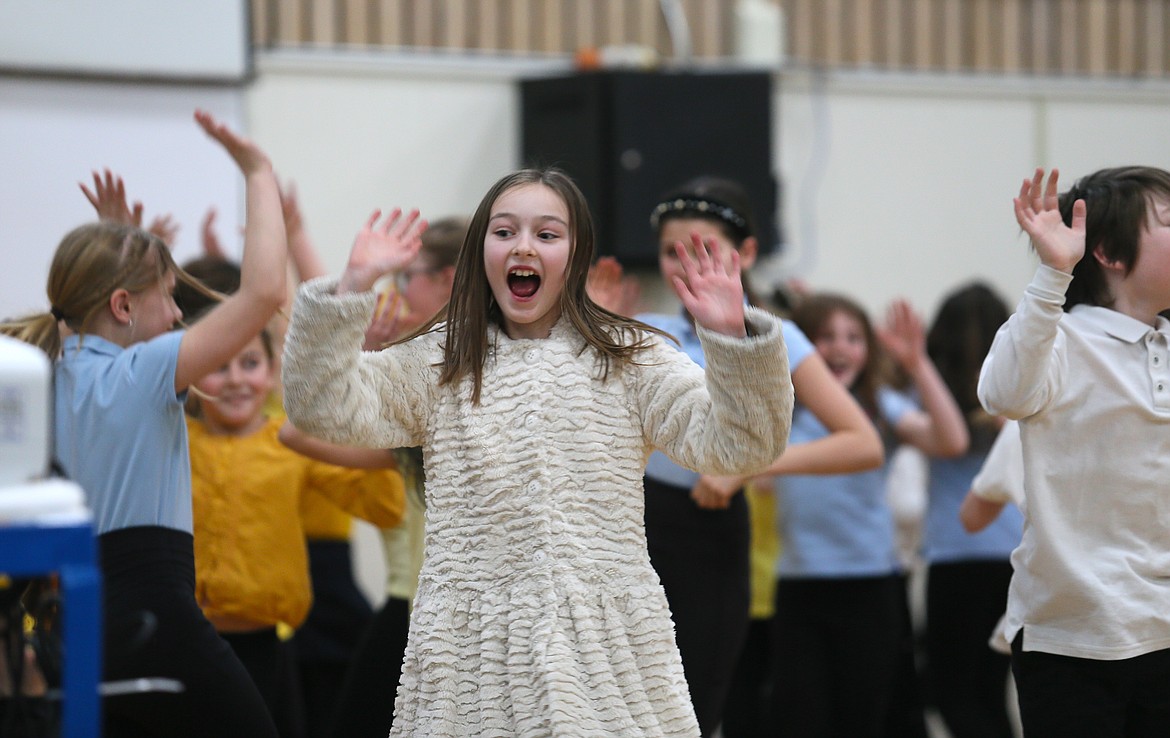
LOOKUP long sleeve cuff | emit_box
[1027,264,1074,307]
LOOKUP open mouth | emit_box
[824,360,851,378]
[507,267,541,299]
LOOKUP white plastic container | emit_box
[734,0,786,67]
[0,333,51,486]
[0,477,88,524]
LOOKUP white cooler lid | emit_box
[0,478,90,524]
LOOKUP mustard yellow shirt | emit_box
[300,486,356,541]
[747,480,782,619]
[188,416,404,629]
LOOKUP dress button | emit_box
[533,550,547,563]
[524,349,539,363]
[524,413,539,429]
[526,481,540,494]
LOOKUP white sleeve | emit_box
[970,420,1024,507]
[633,306,794,476]
[978,265,1072,420]
[281,276,433,450]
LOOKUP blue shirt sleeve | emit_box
[877,385,918,427]
[781,320,814,372]
[122,330,186,403]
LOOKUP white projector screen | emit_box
[0,0,251,82]
[0,76,248,323]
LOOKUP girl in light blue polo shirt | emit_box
[2,111,287,738]
[769,292,969,738]
[635,176,884,737]
[921,282,1020,738]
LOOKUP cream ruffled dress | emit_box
[282,278,793,737]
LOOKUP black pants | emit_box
[767,574,903,738]
[725,577,926,738]
[294,539,373,738]
[720,617,772,738]
[644,475,750,737]
[221,628,305,738]
[327,595,411,738]
[884,572,929,738]
[925,560,1014,738]
[1012,634,1170,738]
[99,526,278,738]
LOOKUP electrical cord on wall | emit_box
[658,0,692,63]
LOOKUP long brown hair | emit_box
[0,221,217,358]
[927,282,1009,452]
[420,168,668,403]
[791,292,890,419]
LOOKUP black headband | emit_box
[649,197,749,234]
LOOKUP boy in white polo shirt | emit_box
[979,166,1170,737]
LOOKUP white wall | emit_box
[245,53,1170,324]
[245,52,563,277]
[0,77,246,321]
[772,71,1170,318]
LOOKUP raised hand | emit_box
[280,180,330,281]
[80,169,144,226]
[876,299,926,373]
[195,109,271,176]
[338,208,428,295]
[361,282,437,349]
[669,233,746,337]
[280,181,305,238]
[362,289,404,350]
[1014,168,1087,273]
[146,213,179,247]
[587,256,641,316]
[200,207,228,260]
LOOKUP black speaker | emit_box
[520,70,777,266]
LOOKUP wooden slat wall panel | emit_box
[1002,0,1021,73]
[377,0,404,46]
[1116,0,1137,76]
[251,0,1170,77]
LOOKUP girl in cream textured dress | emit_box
[282,168,794,736]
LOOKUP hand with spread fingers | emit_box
[669,232,746,338]
[1013,167,1086,274]
[339,209,428,295]
[147,213,179,247]
[80,168,144,227]
[877,298,927,376]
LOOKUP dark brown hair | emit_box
[927,282,1009,452]
[1060,166,1170,309]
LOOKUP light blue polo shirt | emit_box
[923,450,1024,564]
[54,331,191,535]
[775,386,914,578]
[638,310,812,488]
